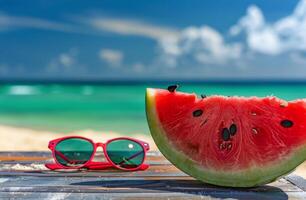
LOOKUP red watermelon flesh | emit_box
[146,87,306,187]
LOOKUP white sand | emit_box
[0,124,157,151]
[0,163,47,171]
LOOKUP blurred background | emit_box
[0,0,306,150]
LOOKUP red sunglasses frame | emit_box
[45,136,150,171]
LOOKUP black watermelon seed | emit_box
[280,120,293,128]
[222,128,230,141]
[167,84,179,92]
[193,109,203,117]
[229,124,237,136]
[201,94,207,99]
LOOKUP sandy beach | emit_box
[1,124,306,178]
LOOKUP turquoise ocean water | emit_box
[0,83,305,135]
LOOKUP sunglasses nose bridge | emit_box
[96,142,105,148]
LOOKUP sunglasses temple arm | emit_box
[46,161,148,170]
[45,162,113,170]
[85,161,113,170]
[87,161,148,170]
[45,163,63,170]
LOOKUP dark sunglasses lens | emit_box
[55,138,94,167]
[106,139,145,169]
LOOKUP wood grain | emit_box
[0,151,306,199]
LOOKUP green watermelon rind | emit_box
[146,88,306,187]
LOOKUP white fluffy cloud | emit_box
[159,0,306,67]
[88,17,242,67]
[2,0,306,72]
[98,49,124,67]
[230,0,306,55]
[88,17,179,41]
[47,49,78,72]
[58,53,74,67]
[83,1,306,68]
[159,26,242,67]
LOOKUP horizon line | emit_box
[0,78,306,85]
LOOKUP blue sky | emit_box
[0,0,305,80]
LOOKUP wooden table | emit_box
[0,151,306,199]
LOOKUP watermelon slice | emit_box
[146,86,306,187]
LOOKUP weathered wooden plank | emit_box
[0,172,301,193]
[1,151,306,199]
[0,176,302,193]
[285,174,306,192]
[0,165,187,178]
[1,191,305,200]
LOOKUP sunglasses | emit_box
[45,136,150,171]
